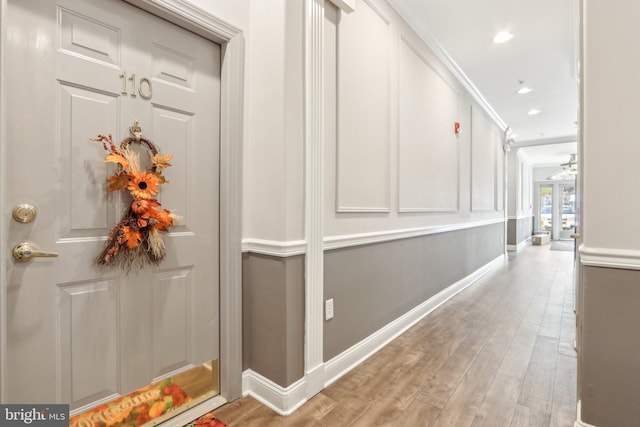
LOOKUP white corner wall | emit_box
[507,148,532,219]
[244,0,305,243]
[582,1,640,252]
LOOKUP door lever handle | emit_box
[13,242,58,262]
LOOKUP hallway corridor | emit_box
[212,245,577,426]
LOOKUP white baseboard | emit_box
[241,369,307,416]
[241,254,506,416]
[323,254,506,387]
[575,400,598,427]
[507,236,531,252]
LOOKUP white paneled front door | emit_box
[3,0,220,412]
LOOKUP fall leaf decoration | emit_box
[91,130,178,270]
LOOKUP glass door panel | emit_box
[560,184,576,239]
[538,184,553,232]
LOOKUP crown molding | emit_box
[387,1,507,132]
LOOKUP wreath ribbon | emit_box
[91,127,177,270]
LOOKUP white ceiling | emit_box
[388,0,580,163]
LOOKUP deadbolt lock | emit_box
[12,204,37,223]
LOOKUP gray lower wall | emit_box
[242,253,305,388]
[323,222,505,361]
[580,266,640,427]
[507,216,533,246]
[242,222,505,387]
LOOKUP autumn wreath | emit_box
[92,130,177,270]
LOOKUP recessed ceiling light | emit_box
[493,32,514,43]
[528,108,541,115]
[517,86,533,94]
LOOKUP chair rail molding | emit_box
[324,218,505,251]
[579,245,640,271]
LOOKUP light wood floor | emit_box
[212,244,577,426]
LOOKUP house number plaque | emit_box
[119,72,153,100]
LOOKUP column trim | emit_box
[304,0,325,399]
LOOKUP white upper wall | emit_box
[582,0,640,251]
[243,0,305,242]
[323,0,505,238]
[507,148,532,218]
[189,0,507,243]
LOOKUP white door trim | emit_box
[0,0,245,403]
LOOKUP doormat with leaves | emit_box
[183,412,228,427]
[70,379,191,427]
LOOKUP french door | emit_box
[536,181,576,240]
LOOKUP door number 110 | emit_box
[119,72,153,100]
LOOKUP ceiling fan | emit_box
[560,154,577,172]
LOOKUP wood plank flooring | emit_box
[211,244,576,426]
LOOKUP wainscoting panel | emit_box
[398,36,459,213]
[336,0,391,212]
[471,106,497,211]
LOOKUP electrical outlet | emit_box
[325,298,334,320]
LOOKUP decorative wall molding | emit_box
[471,106,498,212]
[304,0,326,399]
[328,0,355,13]
[579,245,640,271]
[324,218,505,251]
[336,206,391,213]
[242,219,506,256]
[386,1,507,132]
[336,0,391,213]
[124,0,241,42]
[398,208,458,213]
[242,239,307,257]
[242,370,307,416]
[323,254,505,387]
[397,34,460,214]
[362,0,391,24]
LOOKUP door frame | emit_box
[0,0,244,404]
[534,179,576,240]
